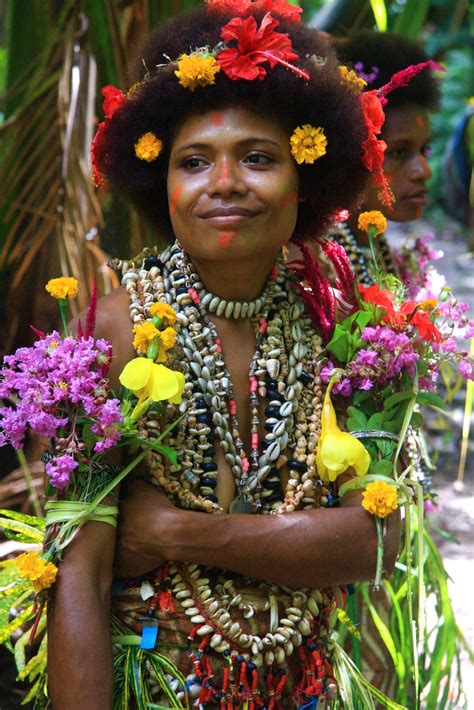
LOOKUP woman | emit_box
[48,3,400,707]
[330,30,441,290]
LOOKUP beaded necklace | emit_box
[114,241,327,517]
[112,243,341,705]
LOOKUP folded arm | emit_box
[115,479,401,588]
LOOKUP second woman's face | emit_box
[167,107,300,262]
[364,103,432,222]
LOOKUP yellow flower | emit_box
[362,481,398,518]
[133,321,159,354]
[135,132,163,162]
[45,277,78,300]
[316,387,371,482]
[357,210,387,237]
[290,125,328,165]
[119,357,185,404]
[149,302,177,326]
[338,65,367,92]
[175,53,221,91]
[160,327,177,350]
[418,299,438,312]
[16,552,58,593]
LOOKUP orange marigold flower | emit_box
[135,132,163,162]
[133,321,159,354]
[149,302,177,325]
[16,551,58,593]
[362,481,398,518]
[45,277,79,300]
[418,299,438,312]
[357,210,387,237]
[159,327,177,351]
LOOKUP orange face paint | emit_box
[169,185,184,216]
[211,111,224,126]
[219,159,229,182]
[279,192,298,208]
[218,231,236,248]
[416,114,424,128]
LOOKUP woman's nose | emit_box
[207,158,247,197]
[410,153,432,182]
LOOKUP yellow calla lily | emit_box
[316,384,370,482]
[119,357,185,404]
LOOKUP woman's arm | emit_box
[115,480,401,588]
[48,521,116,709]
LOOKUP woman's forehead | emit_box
[171,107,289,150]
[382,104,431,142]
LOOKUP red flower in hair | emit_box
[101,85,127,119]
[217,12,305,81]
[361,135,387,173]
[91,86,127,189]
[359,90,384,134]
[206,0,302,21]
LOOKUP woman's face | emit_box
[167,107,300,263]
[363,103,432,222]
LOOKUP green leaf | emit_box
[0,509,45,530]
[346,405,368,430]
[354,310,374,329]
[0,517,44,544]
[370,459,393,476]
[369,0,387,31]
[326,325,352,362]
[383,390,413,410]
[367,412,384,429]
[417,390,446,410]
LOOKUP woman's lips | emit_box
[198,206,258,226]
[401,191,427,206]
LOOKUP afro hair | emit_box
[334,30,440,112]
[96,6,371,242]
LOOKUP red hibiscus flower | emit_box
[409,311,442,343]
[217,12,306,81]
[206,0,253,14]
[90,122,109,189]
[359,284,395,316]
[101,85,127,119]
[359,90,385,135]
[361,135,387,173]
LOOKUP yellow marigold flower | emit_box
[16,552,58,593]
[338,65,367,92]
[45,277,78,300]
[316,387,370,482]
[160,327,177,350]
[119,357,185,404]
[149,302,177,325]
[358,210,387,237]
[133,321,159,354]
[418,299,438,312]
[362,481,398,518]
[290,125,328,165]
[175,53,221,91]
[135,132,163,162]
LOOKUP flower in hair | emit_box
[206,0,302,21]
[290,125,327,165]
[135,132,163,162]
[377,60,444,106]
[217,12,308,82]
[175,52,221,90]
[91,85,127,188]
[339,65,367,92]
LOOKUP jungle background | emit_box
[0,0,473,707]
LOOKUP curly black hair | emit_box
[334,30,440,112]
[97,6,370,242]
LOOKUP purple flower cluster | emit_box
[321,325,421,396]
[392,233,445,301]
[0,332,123,489]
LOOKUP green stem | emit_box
[368,226,379,270]
[58,300,68,335]
[373,516,384,590]
[16,449,42,518]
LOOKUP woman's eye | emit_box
[244,153,273,165]
[387,148,407,160]
[182,157,206,169]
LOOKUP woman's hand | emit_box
[114,479,175,578]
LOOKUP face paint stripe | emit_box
[169,185,184,216]
[218,231,237,248]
